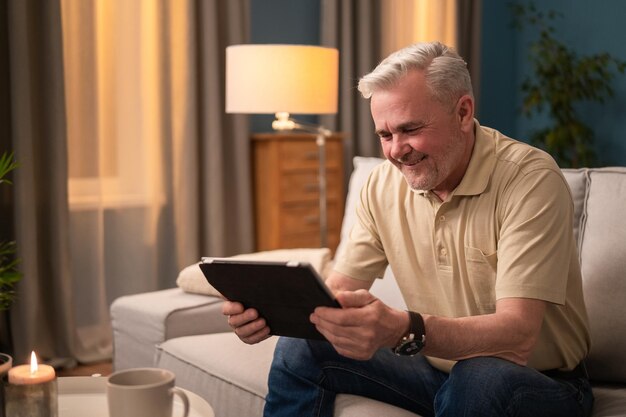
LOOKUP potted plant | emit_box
[511,2,626,168]
[0,151,21,376]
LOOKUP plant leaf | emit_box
[0,152,19,185]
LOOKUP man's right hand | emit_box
[222,300,271,344]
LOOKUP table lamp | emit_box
[226,44,339,248]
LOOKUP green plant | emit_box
[511,2,626,168]
[0,152,21,311]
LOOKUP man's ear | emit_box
[457,95,474,132]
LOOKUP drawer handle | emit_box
[303,183,319,192]
[304,215,319,225]
[304,151,318,160]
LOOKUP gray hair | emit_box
[358,41,473,106]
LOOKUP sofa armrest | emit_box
[110,288,230,371]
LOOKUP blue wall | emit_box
[250,0,319,44]
[477,1,518,137]
[480,0,626,166]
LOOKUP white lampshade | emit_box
[226,44,339,115]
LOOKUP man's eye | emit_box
[378,133,392,140]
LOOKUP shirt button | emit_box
[439,215,446,222]
[440,248,447,256]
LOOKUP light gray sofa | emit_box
[111,157,626,417]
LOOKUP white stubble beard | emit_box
[397,132,465,192]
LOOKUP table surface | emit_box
[58,376,214,417]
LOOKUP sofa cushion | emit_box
[590,385,626,417]
[156,331,626,417]
[156,333,277,417]
[335,157,385,261]
[176,248,332,296]
[156,333,421,417]
[578,168,626,383]
[335,395,420,416]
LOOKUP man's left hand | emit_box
[310,289,408,360]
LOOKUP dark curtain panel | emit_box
[194,0,254,258]
[456,0,482,112]
[7,0,75,362]
[0,0,15,354]
[320,0,384,180]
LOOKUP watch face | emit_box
[397,339,424,356]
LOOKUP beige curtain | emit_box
[381,0,457,57]
[6,0,251,364]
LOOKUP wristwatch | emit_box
[393,311,426,356]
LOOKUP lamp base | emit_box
[270,113,330,248]
[316,132,328,248]
[271,112,296,130]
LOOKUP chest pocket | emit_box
[464,247,498,313]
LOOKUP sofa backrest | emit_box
[336,157,385,261]
[338,158,626,383]
[565,167,626,383]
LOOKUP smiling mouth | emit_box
[401,154,427,166]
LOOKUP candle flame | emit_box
[30,351,38,374]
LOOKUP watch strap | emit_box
[393,311,426,356]
[408,311,425,341]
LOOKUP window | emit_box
[62,0,164,209]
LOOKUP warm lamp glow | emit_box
[226,44,338,115]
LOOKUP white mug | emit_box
[107,368,189,417]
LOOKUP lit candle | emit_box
[8,351,56,385]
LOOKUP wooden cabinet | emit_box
[251,133,345,254]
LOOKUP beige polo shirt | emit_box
[334,121,591,372]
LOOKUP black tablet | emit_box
[199,257,341,340]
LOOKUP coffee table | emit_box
[58,376,214,417]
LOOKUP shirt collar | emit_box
[412,119,495,198]
[452,119,495,197]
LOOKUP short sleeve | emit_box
[495,168,575,304]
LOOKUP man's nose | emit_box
[390,134,411,160]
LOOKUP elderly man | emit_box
[224,41,593,417]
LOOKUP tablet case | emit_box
[199,258,341,340]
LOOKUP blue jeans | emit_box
[264,337,594,417]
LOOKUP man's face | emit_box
[370,70,472,197]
